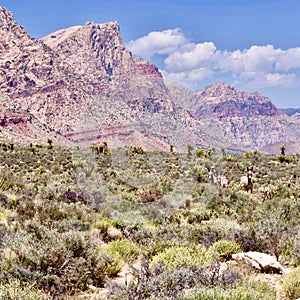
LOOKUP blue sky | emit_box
[2,0,300,108]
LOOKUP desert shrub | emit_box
[101,239,140,263]
[107,259,240,300]
[274,183,294,199]
[282,266,300,299]
[196,148,208,158]
[150,245,213,270]
[14,198,92,232]
[140,203,165,225]
[278,154,293,163]
[207,190,258,223]
[179,281,276,300]
[183,224,222,247]
[248,198,300,257]
[0,225,120,296]
[0,193,19,209]
[1,144,299,299]
[137,224,200,259]
[91,217,118,232]
[209,240,241,262]
[232,229,260,252]
[0,170,24,192]
[192,183,219,206]
[204,217,244,235]
[122,224,177,260]
[278,229,300,266]
[185,207,212,224]
[0,279,51,300]
[15,196,36,221]
[182,220,244,249]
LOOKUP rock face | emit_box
[168,82,300,153]
[0,7,209,150]
[1,6,299,153]
[232,252,283,274]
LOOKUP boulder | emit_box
[232,251,283,274]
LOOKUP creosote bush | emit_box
[100,239,140,263]
[282,266,300,299]
[209,240,241,262]
[107,259,241,300]
[0,279,51,300]
[150,245,214,270]
[0,226,120,296]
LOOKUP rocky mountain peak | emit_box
[0,6,17,30]
[168,80,299,152]
[41,20,162,95]
[1,9,206,150]
[195,82,283,118]
[198,82,266,104]
[0,7,32,43]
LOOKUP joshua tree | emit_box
[280,144,285,156]
[47,138,53,150]
[93,141,109,155]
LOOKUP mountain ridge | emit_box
[1,6,300,153]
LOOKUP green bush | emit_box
[101,239,140,262]
[91,217,118,232]
[278,154,293,163]
[0,280,51,299]
[209,240,241,262]
[282,266,300,299]
[150,245,213,270]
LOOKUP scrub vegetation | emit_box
[0,142,299,299]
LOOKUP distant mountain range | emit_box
[279,107,300,117]
[1,6,299,153]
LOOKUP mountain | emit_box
[167,82,300,153]
[0,7,209,150]
[1,6,299,153]
[280,107,300,116]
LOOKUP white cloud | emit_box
[275,47,300,71]
[247,73,298,89]
[164,42,217,72]
[219,45,280,78]
[127,28,300,89]
[162,67,214,88]
[126,28,188,59]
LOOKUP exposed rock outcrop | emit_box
[232,252,284,274]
